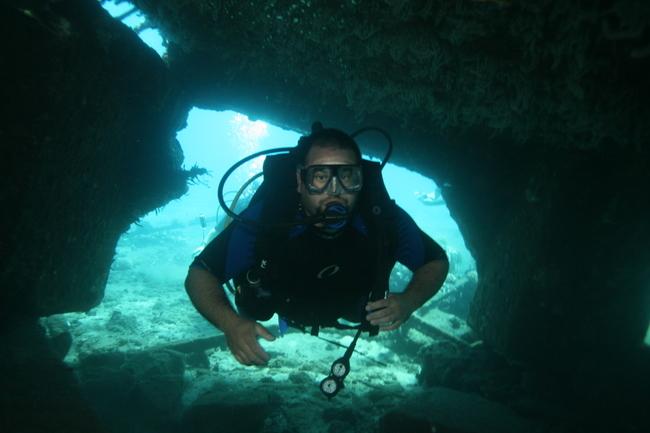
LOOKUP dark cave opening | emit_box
[3,1,649,432]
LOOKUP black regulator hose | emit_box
[217,126,393,229]
[350,126,393,169]
[216,147,300,228]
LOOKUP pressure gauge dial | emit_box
[331,359,349,378]
[320,377,340,398]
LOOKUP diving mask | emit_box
[301,164,363,195]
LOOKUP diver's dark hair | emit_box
[293,122,362,166]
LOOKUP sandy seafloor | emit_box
[45,221,538,433]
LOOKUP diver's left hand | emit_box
[365,293,416,331]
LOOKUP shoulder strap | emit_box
[358,160,399,336]
[232,154,297,320]
[240,157,399,336]
[251,154,301,294]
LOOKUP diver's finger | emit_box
[366,299,389,310]
[242,340,269,366]
[368,314,394,325]
[366,307,390,319]
[233,352,249,366]
[239,347,263,366]
[256,324,276,341]
[367,315,393,326]
[366,307,393,323]
[251,341,271,364]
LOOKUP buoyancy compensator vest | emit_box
[219,123,397,335]
[232,152,399,337]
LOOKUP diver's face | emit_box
[296,143,360,218]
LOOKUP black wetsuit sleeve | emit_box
[190,223,236,281]
[190,203,262,282]
[394,206,448,272]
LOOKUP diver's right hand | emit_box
[222,317,275,366]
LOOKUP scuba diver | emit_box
[184,123,449,397]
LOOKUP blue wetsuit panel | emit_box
[191,201,262,282]
[393,206,447,271]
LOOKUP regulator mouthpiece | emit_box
[323,203,348,232]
